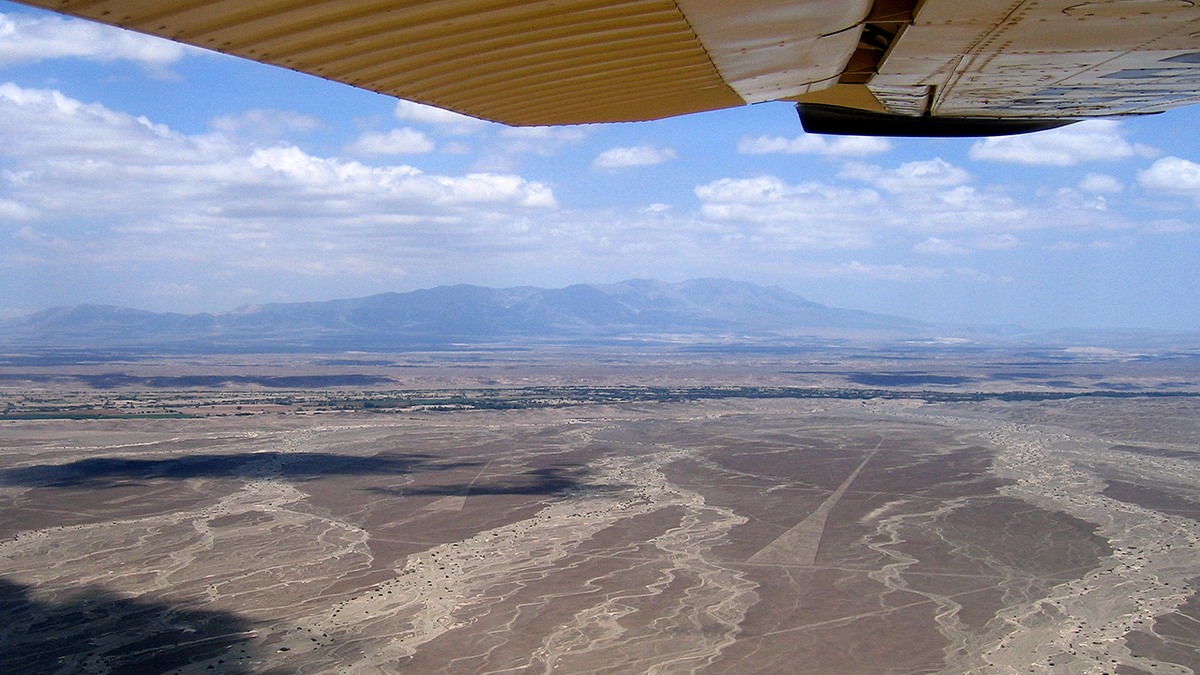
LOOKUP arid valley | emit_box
[2,349,1199,675]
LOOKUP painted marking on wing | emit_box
[748,439,882,566]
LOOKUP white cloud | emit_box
[469,154,518,173]
[842,159,1033,232]
[0,198,36,220]
[393,100,488,135]
[499,126,589,155]
[837,162,883,182]
[1138,156,1200,196]
[0,83,559,280]
[695,176,871,208]
[969,120,1152,166]
[738,134,892,157]
[1141,219,1195,234]
[1079,173,1123,194]
[500,126,587,141]
[694,176,877,248]
[592,145,677,170]
[697,167,1032,240]
[252,145,554,205]
[0,11,192,69]
[211,109,321,138]
[913,237,970,255]
[914,234,1020,254]
[876,159,971,193]
[1054,187,1108,211]
[146,282,201,299]
[345,128,435,155]
[13,225,52,244]
[953,268,1014,283]
[906,186,1029,233]
[976,233,1021,250]
[1047,240,1084,251]
[0,83,182,162]
[829,261,944,281]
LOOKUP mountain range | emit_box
[3,278,936,353]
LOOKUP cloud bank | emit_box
[593,145,677,169]
[0,83,557,286]
[0,11,193,68]
[969,120,1154,166]
[739,133,892,157]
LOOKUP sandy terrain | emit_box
[1,395,1198,674]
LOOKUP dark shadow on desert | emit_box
[848,372,975,386]
[0,577,268,675]
[76,373,393,389]
[368,465,627,497]
[0,451,481,488]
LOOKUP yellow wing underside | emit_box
[14,0,1200,126]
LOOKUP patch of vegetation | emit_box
[3,385,1196,420]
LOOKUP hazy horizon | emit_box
[10,277,1200,337]
[2,2,1200,331]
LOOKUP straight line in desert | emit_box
[420,460,493,512]
[748,440,882,566]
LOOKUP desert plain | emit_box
[1,350,1199,675]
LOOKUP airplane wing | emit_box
[13,0,1200,135]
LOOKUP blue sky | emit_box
[1,2,1199,330]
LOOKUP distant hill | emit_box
[1,279,934,353]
